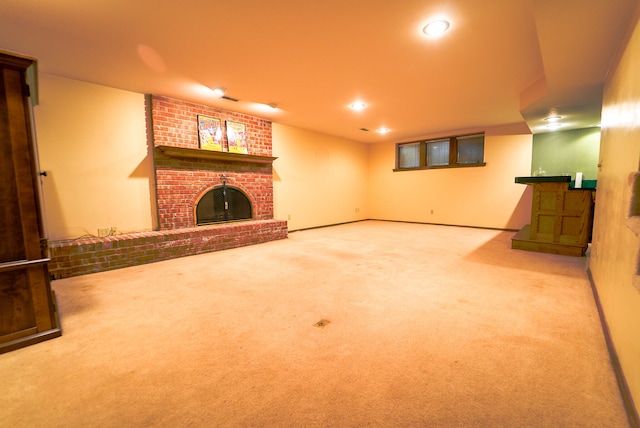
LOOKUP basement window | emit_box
[395,133,486,171]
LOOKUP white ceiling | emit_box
[0,0,636,143]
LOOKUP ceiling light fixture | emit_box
[544,115,562,122]
[350,101,366,111]
[212,87,226,97]
[423,19,450,37]
[546,122,562,130]
[376,127,390,134]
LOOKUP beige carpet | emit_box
[1,221,629,427]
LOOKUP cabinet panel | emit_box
[537,215,556,236]
[539,190,558,210]
[512,176,594,256]
[0,270,36,336]
[0,51,60,354]
[0,71,27,262]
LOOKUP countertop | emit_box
[514,176,596,190]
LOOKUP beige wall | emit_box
[33,76,533,239]
[272,123,369,230]
[34,74,155,240]
[367,127,533,230]
[589,8,640,415]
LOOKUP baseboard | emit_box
[587,268,640,428]
[288,219,519,234]
[288,219,368,233]
[369,218,520,232]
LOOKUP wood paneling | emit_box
[0,51,60,354]
[512,178,594,257]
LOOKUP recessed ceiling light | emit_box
[544,115,562,122]
[376,127,390,134]
[350,101,366,111]
[212,87,226,97]
[423,19,450,37]
[546,122,562,130]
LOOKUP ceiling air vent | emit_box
[221,95,239,102]
[360,128,369,132]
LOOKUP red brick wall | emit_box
[151,95,272,155]
[151,95,275,230]
[154,157,274,230]
[49,220,288,279]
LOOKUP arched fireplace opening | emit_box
[196,185,252,226]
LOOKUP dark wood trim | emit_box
[156,145,277,164]
[0,50,36,71]
[586,268,640,428]
[393,162,486,172]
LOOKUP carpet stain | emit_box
[313,319,331,328]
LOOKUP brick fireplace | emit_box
[48,96,287,279]
[152,95,277,230]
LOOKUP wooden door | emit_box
[0,51,60,353]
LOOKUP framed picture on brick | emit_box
[197,115,223,151]
[226,120,248,154]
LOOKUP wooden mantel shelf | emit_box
[156,145,277,164]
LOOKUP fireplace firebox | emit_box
[196,181,252,225]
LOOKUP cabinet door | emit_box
[557,190,592,245]
[530,183,562,242]
[529,182,592,246]
[0,53,60,353]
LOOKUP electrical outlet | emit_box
[287,214,291,220]
[430,209,434,214]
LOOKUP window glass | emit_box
[398,143,420,168]
[395,133,484,170]
[427,139,449,166]
[457,134,484,164]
